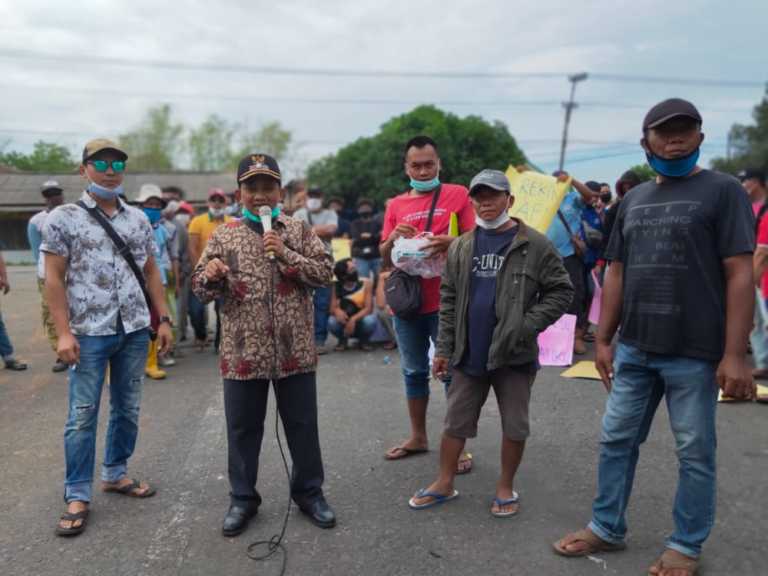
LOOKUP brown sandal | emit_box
[648,549,698,575]
[553,528,627,557]
[55,509,89,537]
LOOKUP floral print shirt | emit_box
[191,214,333,380]
[40,192,156,336]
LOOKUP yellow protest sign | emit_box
[561,361,602,380]
[332,238,351,261]
[505,166,571,233]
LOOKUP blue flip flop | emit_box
[491,491,520,518]
[408,488,459,510]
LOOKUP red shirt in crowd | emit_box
[382,183,476,314]
[757,207,768,298]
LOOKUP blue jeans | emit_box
[0,311,14,360]
[354,258,381,281]
[589,343,718,559]
[64,326,150,503]
[393,312,442,399]
[313,286,332,345]
[328,314,378,344]
[749,290,768,369]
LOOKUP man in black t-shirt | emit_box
[555,99,756,576]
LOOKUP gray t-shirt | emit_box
[293,208,338,253]
[605,169,754,361]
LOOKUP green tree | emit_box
[232,121,292,166]
[118,104,184,171]
[188,114,235,172]
[306,105,526,207]
[0,141,76,172]
[628,163,656,182]
[710,86,768,174]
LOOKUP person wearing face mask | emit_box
[380,135,476,473]
[41,138,172,537]
[555,99,756,576]
[192,153,336,536]
[188,188,231,351]
[293,188,338,354]
[328,258,378,351]
[349,198,382,281]
[136,184,174,379]
[409,169,572,516]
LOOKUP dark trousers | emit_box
[223,372,325,508]
[563,254,587,328]
[189,290,222,349]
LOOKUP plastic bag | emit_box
[391,233,446,279]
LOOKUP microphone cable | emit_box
[246,238,292,576]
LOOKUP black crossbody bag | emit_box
[384,187,441,319]
[77,201,157,340]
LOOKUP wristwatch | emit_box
[159,315,173,327]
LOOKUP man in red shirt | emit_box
[746,169,768,378]
[380,136,475,469]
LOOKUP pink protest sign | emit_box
[537,313,577,366]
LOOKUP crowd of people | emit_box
[0,96,762,576]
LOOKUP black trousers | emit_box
[223,372,325,508]
[563,254,587,327]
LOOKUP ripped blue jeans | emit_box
[64,326,150,503]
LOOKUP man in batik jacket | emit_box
[192,153,336,537]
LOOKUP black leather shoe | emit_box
[299,496,336,529]
[222,503,258,537]
[52,359,69,373]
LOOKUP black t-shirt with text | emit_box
[605,169,754,361]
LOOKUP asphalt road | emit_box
[1,266,766,576]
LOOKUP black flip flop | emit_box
[55,509,89,537]
[103,478,156,498]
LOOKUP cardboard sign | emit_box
[506,167,571,233]
[537,313,577,366]
[331,238,351,261]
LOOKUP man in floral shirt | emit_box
[192,153,336,537]
[42,138,172,537]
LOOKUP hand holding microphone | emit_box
[259,205,284,261]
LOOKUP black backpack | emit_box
[384,187,441,319]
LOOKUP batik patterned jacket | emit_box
[191,215,333,380]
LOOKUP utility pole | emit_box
[558,72,588,172]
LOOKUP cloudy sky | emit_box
[0,0,766,185]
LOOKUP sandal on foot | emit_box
[385,445,428,460]
[103,478,156,498]
[553,528,626,557]
[408,488,459,510]
[648,549,698,576]
[456,452,473,475]
[491,491,520,518]
[55,509,89,537]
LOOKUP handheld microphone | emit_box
[259,205,276,260]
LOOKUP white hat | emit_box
[135,183,166,207]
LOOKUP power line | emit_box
[0,49,764,88]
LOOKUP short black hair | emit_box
[357,197,375,210]
[327,196,345,207]
[585,181,602,193]
[404,135,438,159]
[333,258,352,280]
[161,185,185,199]
[600,182,610,189]
[308,187,323,197]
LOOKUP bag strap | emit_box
[424,186,441,232]
[77,201,153,312]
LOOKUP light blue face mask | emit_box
[87,180,124,200]
[142,207,163,225]
[410,177,440,193]
[242,205,281,223]
[646,148,700,179]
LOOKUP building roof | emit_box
[0,172,236,212]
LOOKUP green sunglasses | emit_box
[88,159,126,173]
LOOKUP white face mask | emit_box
[475,211,511,230]
[175,214,191,227]
[306,198,323,212]
[209,207,225,218]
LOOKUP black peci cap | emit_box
[643,98,702,131]
[236,153,281,185]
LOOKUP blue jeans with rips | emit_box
[64,326,150,503]
[588,343,718,559]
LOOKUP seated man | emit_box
[328,258,377,351]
